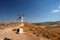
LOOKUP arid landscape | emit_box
[1,0,60,40]
[0,22,60,40]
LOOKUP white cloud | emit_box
[52,9,60,13]
[51,5,60,13]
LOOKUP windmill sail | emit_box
[17,12,24,23]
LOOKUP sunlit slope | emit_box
[0,22,60,40]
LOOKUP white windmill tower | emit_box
[17,12,24,23]
[16,12,24,34]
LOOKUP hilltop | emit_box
[0,22,60,40]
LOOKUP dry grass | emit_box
[0,22,60,40]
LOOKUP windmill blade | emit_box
[21,13,24,16]
[17,12,21,17]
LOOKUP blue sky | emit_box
[0,0,60,23]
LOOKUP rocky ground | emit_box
[0,22,57,40]
[0,28,49,40]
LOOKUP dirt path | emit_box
[5,32,40,40]
[0,28,49,40]
[0,28,40,40]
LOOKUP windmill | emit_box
[16,12,24,34]
[17,12,24,23]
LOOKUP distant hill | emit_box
[33,21,60,25]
